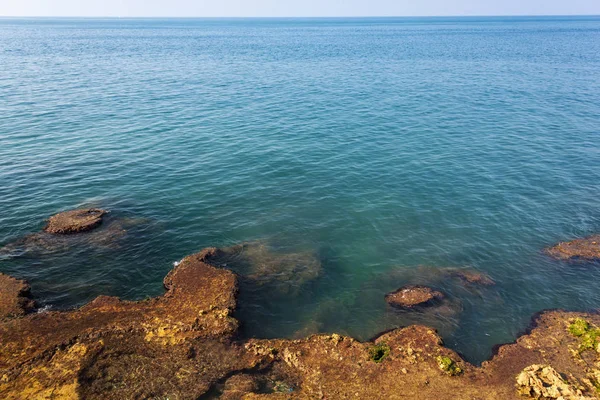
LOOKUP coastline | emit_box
[1,246,599,399]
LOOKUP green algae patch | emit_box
[436,356,462,376]
[568,318,600,354]
[369,343,390,363]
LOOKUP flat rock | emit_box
[385,285,445,308]
[44,208,107,234]
[0,273,35,321]
[2,248,600,399]
[545,235,600,261]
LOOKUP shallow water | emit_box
[1,16,600,364]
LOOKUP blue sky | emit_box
[1,0,599,17]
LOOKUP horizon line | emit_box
[1,14,599,19]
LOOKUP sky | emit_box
[1,0,599,17]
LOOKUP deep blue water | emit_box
[1,16,600,364]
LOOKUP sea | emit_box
[1,16,599,364]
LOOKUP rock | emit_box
[446,269,495,286]
[385,285,445,309]
[545,235,600,261]
[516,364,592,399]
[0,212,143,256]
[203,241,321,295]
[44,208,107,234]
[2,248,600,399]
[223,374,260,393]
[0,250,242,399]
[0,274,35,321]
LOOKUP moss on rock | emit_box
[568,318,600,354]
[436,356,462,376]
[369,343,390,363]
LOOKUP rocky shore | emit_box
[1,211,600,399]
[1,250,599,399]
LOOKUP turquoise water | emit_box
[1,16,600,364]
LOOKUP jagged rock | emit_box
[2,249,600,399]
[0,274,35,321]
[546,235,600,261]
[44,208,107,234]
[385,285,445,309]
[0,250,244,399]
[516,364,592,399]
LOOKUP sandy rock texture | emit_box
[1,248,600,399]
[546,235,600,261]
[44,208,107,234]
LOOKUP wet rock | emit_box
[2,249,600,399]
[0,213,144,256]
[516,364,591,399]
[385,285,445,309]
[0,250,244,399]
[204,241,321,295]
[0,274,35,321]
[545,235,600,261]
[446,269,495,286]
[44,208,107,234]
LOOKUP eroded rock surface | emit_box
[546,235,600,261]
[516,364,592,399]
[385,285,445,309]
[1,250,600,399]
[44,208,107,234]
[0,274,35,321]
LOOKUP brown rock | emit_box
[385,285,445,308]
[0,274,35,321]
[44,208,107,234]
[221,374,260,398]
[447,269,496,286]
[545,235,600,261]
[516,364,591,399]
[2,248,600,399]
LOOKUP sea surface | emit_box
[1,16,600,364]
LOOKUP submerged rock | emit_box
[385,285,445,309]
[0,274,35,321]
[204,241,321,295]
[545,235,600,261]
[44,208,107,234]
[446,268,496,286]
[2,249,600,399]
[0,211,145,256]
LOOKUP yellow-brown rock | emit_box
[1,248,600,399]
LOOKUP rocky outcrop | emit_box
[385,285,445,308]
[1,249,600,399]
[0,274,35,321]
[44,208,107,234]
[516,364,592,399]
[546,235,600,261]
[0,210,146,256]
